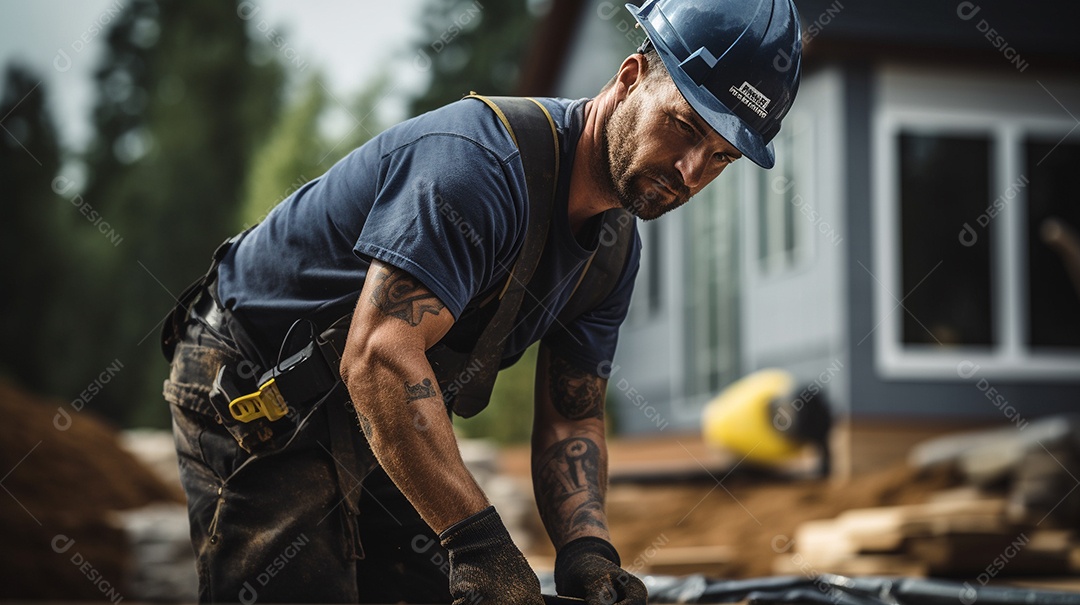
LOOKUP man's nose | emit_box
[675,148,709,190]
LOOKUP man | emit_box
[162,0,802,603]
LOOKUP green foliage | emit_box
[454,344,538,443]
[0,65,65,392]
[0,0,288,426]
[410,0,539,117]
[81,0,286,426]
[239,73,388,231]
[240,75,329,228]
[1,0,543,432]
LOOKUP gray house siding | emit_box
[739,67,851,418]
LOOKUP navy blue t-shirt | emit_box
[216,97,641,374]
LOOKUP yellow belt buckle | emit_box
[228,378,289,423]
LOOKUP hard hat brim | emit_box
[625,2,777,169]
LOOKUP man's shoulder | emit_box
[378,96,582,164]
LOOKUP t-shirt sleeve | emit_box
[542,229,642,376]
[353,134,523,319]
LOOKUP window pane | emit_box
[1026,139,1080,349]
[757,124,799,272]
[684,171,741,398]
[899,133,993,346]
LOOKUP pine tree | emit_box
[71,0,285,425]
[0,65,64,390]
[240,73,390,230]
[410,0,539,117]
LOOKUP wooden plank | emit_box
[832,507,908,552]
[794,519,858,563]
[773,553,928,577]
[644,545,735,577]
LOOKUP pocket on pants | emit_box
[164,341,246,479]
[164,340,296,457]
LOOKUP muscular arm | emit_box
[340,259,488,533]
[531,343,611,549]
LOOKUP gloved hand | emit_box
[440,506,546,605]
[554,537,648,605]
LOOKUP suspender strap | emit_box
[557,209,635,325]
[196,95,633,424]
[447,94,560,417]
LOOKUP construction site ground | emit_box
[504,426,960,577]
[2,378,1077,600]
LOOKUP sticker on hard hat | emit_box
[729,81,771,119]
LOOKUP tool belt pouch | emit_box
[206,315,350,454]
[207,359,284,454]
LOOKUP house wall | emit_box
[554,1,641,99]
[739,68,852,417]
[849,63,1080,419]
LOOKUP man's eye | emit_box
[674,118,694,135]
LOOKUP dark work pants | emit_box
[164,310,453,604]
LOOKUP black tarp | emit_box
[538,573,1080,604]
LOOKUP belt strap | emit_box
[161,227,253,362]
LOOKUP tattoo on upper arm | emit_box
[369,266,445,326]
[535,436,606,545]
[405,378,437,402]
[548,354,605,421]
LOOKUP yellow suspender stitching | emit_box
[567,252,597,302]
[525,97,560,192]
[467,92,519,148]
[468,93,561,301]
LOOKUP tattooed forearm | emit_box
[548,355,605,420]
[354,406,374,439]
[534,436,608,547]
[369,266,445,326]
[405,378,437,402]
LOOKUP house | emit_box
[517,0,1080,435]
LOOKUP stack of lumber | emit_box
[775,489,1080,578]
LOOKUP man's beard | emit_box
[597,101,692,221]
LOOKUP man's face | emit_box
[600,71,742,220]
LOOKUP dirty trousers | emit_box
[164,316,453,604]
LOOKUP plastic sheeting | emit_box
[538,572,1080,604]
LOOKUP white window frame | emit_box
[873,101,1080,381]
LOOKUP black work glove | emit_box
[440,506,545,605]
[554,537,648,605]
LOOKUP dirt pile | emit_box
[519,451,957,579]
[609,463,957,578]
[0,379,182,600]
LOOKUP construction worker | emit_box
[161,0,802,603]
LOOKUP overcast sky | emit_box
[0,0,427,151]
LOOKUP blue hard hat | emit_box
[626,0,803,168]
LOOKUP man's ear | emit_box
[612,54,646,102]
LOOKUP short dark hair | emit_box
[600,45,667,93]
